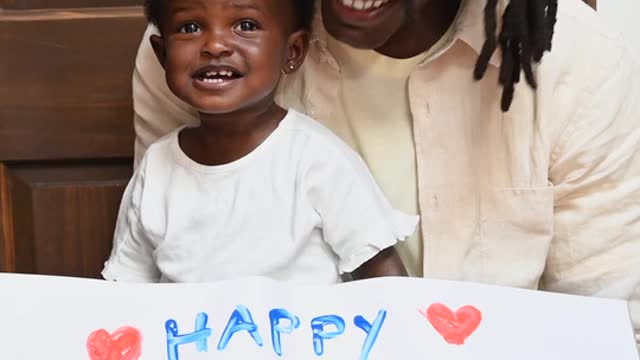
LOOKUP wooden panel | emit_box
[1,0,142,10]
[584,0,596,10]
[0,164,16,272]
[5,161,131,277]
[0,7,146,161]
[1,2,141,279]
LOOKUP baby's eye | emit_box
[234,20,260,33]
[178,23,201,34]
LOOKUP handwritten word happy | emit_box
[165,305,387,360]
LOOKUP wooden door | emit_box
[0,1,146,278]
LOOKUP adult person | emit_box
[131,0,640,343]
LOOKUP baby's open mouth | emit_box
[193,67,243,84]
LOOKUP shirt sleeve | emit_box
[132,24,199,169]
[102,156,160,282]
[303,138,419,274]
[542,46,640,345]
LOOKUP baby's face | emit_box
[155,0,299,115]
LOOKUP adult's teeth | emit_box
[341,0,387,10]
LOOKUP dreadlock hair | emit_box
[144,0,315,33]
[474,0,558,111]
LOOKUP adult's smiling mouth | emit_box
[339,0,393,11]
[332,0,399,23]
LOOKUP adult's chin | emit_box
[321,0,406,50]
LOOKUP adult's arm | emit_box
[541,42,640,346]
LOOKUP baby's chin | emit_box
[194,100,262,117]
[183,94,248,116]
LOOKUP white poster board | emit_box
[0,274,636,359]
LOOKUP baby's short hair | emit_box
[145,0,315,32]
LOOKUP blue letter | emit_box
[166,312,212,360]
[217,305,264,351]
[269,308,300,356]
[310,315,345,356]
[354,310,387,360]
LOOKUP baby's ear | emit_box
[283,30,310,74]
[149,34,167,69]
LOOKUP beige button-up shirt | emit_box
[132,0,640,343]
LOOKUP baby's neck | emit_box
[179,103,287,167]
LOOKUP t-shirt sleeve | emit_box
[303,139,419,274]
[101,156,161,282]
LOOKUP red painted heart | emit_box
[87,326,142,360]
[419,303,482,345]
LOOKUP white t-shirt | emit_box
[102,110,418,285]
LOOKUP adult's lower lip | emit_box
[330,0,399,25]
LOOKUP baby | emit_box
[102,0,418,284]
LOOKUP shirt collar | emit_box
[455,0,506,68]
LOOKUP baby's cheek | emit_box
[165,73,192,104]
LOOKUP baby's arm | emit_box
[351,247,408,280]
